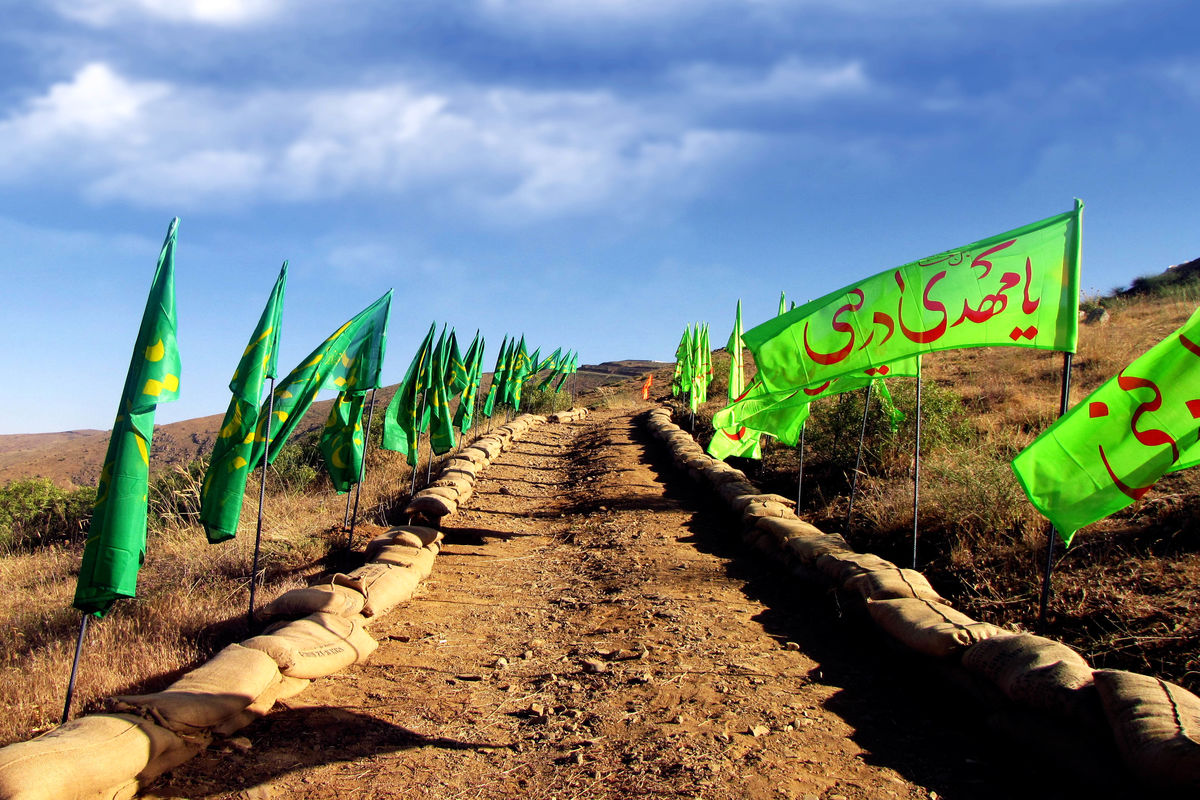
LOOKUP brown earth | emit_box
[149,407,1100,800]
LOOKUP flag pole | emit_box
[796,422,806,512]
[409,391,429,498]
[1038,352,1074,625]
[911,373,923,569]
[61,613,89,723]
[248,377,275,627]
[845,383,873,534]
[347,388,378,550]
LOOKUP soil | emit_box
[149,407,1096,800]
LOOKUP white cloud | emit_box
[53,0,285,26]
[0,61,759,223]
[673,57,869,106]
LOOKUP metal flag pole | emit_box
[248,378,276,627]
[796,421,806,512]
[62,614,89,723]
[1039,352,1074,625]
[347,388,378,551]
[911,374,923,569]
[409,390,429,498]
[845,383,873,534]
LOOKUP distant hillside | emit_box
[0,360,666,488]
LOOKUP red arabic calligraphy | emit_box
[803,290,864,365]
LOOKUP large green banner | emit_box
[75,219,182,617]
[744,203,1083,393]
[319,390,367,493]
[382,322,436,466]
[1013,305,1200,545]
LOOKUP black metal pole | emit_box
[846,383,873,534]
[912,374,923,569]
[248,377,275,627]
[62,613,89,724]
[347,388,378,550]
[1039,352,1074,625]
[796,422,806,512]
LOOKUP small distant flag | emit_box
[641,374,654,400]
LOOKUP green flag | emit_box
[252,290,392,468]
[714,356,922,447]
[535,348,564,390]
[506,336,528,409]
[1013,305,1200,546]
[482,334,509,418]
[75,219,182,617]
[708,425,763,461]
[745,202,1083,394]
[427,330,457,454]
[319,390,367,493]
[727,300,745,402]
[671,328,690,397]
[454,332,485,432]
[199,262,287,543]
[382,322,436,466]
[553,350,576,393]
[444,329,469,398]
[778,291,787,317]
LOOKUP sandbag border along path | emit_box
[0,414,551,800]
[149,406,1069,800]
[645,405,1200,796]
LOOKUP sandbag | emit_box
[741,499,796,521]
[0,713,201,800]
[210,673,311,736]
[717,483,759,506]
[406,493,457,518]
[816,552,897,584]
[867,598,1006,658]
[782,532,854,565]
[843,568,947,605]
[257,581,366,621]
[113,644,281,734]
[1094,669,1200,790]
[370,545,437,576]
[243,612,378,679]
[961,634,1095,720]
[755,516,826,543]
[365,526,441,555]
[344,562,424,617]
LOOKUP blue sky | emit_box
[1,0,1198,434]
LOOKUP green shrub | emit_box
[0,478,95,551]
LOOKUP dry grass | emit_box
[0,438,429,747]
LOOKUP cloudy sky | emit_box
[1,0,1197,433]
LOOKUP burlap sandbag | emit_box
[717,482,759,507]
[365,526,441,556]
[114,644,281,734]
[867,598,1006,658]
[816,552,897,584]
[843,568,947,605]
[741,499,796,521]
[0,713,202,800]
[730,493,794,514]
[344,562,424,617]
[243,612,378,679]
[406,493,456,518]
[961,634,1095,720]
[782,532,854,565]
[755,516,826,544]
[370,544,437,575]
[1094,669,1200,790]
[210,674,310,736]
[257,581,367,621]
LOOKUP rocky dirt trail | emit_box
[151,408,1088,800]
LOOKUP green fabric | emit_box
[553,350,576,393]
[454,332,485,431]
[727,300,744,402]
[506,336,528,409]
[252,290,392,468]
[427,329,457,454]
[319,390,366,493]
[708,425,763,461]
[874,378,905,433]
[778,291,786,317]
[445,329,469,398]
[482,334,508,418]
[382,322,436,466]
[535,347,563,390]
[671,329,689,396]
[75,219,182,617]
[744,202,1083,393]
[199,262,287,543]
[1013,304,1200,546]
[713,356,921,447]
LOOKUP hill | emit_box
[0,360,665,488]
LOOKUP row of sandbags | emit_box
[548,408,589,424]
[644,406,1200,793]
[0,420,566,800]
[405,413,548,520]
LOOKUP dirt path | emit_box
[152,408,1084,800]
